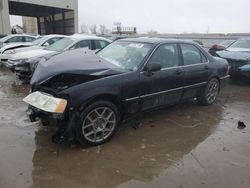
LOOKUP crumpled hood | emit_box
[0,42,32,53]
[13,45,43,54]
[9,49,54,60]
[217,48,250,61]
[31,49,126,85]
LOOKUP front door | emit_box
[139,43,184,111]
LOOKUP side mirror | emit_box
[143,63,162,76]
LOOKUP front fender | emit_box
[61,84,121,110]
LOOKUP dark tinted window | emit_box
[25,36,35,42]
[94,40,109,50]
[181,44,206,65]
[70,40,91,49]
[6,36,23,43]
[148,43,179,68]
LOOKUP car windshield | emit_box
[45,38,76,52]
[0,35,12,42]
[228,39,250,49]
[97,41,152,71]
[31,37,47,46]
[220,40,235,47]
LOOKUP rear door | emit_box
[139,43,184,111]
[180,43,209,99]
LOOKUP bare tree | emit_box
[147,29,158,36]
[90,24,97,34]
[99,24,107,35]
[80,24,89,33]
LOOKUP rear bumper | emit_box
[219,75,230,88]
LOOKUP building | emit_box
[22,16,38,33]
[112,26,137,35]
[0,0,78,35]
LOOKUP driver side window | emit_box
[148,43,179,69]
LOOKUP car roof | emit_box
[119,37,197,45]
[68,34,111,42]
[43,34,66,38]
[237,38,250,40]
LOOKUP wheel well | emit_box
[79,94,125,117]
[209,76,221,92]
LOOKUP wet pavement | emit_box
[0,67,250,188]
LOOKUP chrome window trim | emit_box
[124,81,207,101]
[181,62,209,68]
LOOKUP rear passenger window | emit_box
[148,43,179,69]
[180,44,207,65]
[25,37,35,42]
[6,36,23,43]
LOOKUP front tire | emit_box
[76,100,120,146]
[198,78,220,105]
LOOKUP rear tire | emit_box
[197,78,220,106]
[76,100,120,146]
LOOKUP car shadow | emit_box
[31,99,224,188]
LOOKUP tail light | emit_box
[226,65,230,75]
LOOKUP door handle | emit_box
[175,69,182,75]
[204,65,209,70]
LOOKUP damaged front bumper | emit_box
[23,91,78,142]
[239,64,250,77]
[4,59,32,82]
[227,59,250,77]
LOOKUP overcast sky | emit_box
[10,0,250,34]
[78,0,250,33]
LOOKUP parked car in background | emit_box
[192,40,204,47]
[0,34,37,48]
[216,38,250,77]
[23,38,229,146]
[0,34,65,64]
[4,35,111,82]
[0,34,7,39]
[209,39,235,56]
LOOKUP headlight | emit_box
[23,91,67,113]
[4,49,16,54]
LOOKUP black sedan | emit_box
[23,38,230,146]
